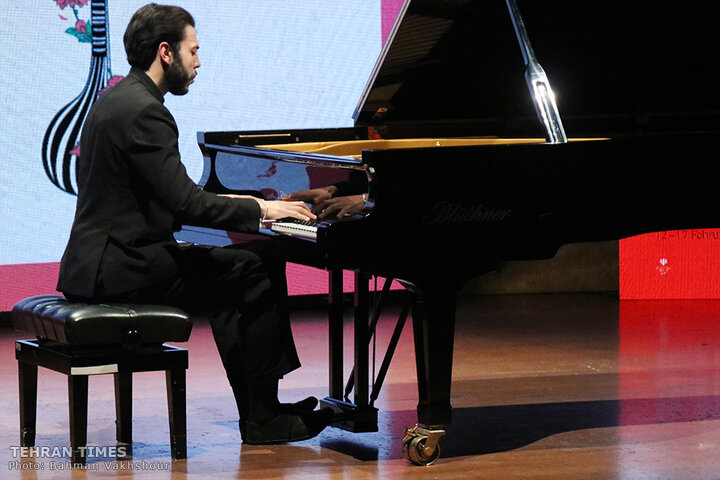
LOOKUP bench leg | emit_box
[68,375,88,464]
[18,361,38,447]
[166,369,187,459]
[114,372,133,444]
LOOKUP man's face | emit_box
[164,24,200,96]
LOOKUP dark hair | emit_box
[123,4,195,70]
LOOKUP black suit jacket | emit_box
[58,68,260,298]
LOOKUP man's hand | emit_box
[314,195,365,219]
[264,199,316,221]
[218,194,316,221]
[283,186,337,205]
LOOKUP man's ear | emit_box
[158,41,173,66]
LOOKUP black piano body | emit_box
[178,0,720,463]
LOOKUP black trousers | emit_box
[70,240,301,420]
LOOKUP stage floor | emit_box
[1,292,719,479]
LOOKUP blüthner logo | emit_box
[421,201,513,224]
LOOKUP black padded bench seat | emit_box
[11,294,192,465]
[12,294,191,347]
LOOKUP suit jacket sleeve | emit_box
[127,101,261,232]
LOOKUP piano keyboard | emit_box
[269,218,319,241]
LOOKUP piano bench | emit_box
[11,294,192,465]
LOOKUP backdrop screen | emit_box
[0,1,408,310]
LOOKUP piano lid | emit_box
[353,0,720,136]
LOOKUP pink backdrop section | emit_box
[381,0,404,43]
[1,263,61,311]
[0,262,403,311]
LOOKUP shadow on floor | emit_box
[320,394,720,461]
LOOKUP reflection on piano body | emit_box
[177,0,720,464]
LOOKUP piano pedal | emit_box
[402,424,446,466]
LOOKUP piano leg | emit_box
[402,287,457,465]
[328,269,344,399]
[411,289,456,427]
[353,271,371,408]
[321,269,379,432]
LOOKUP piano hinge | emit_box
[234,133,293,140]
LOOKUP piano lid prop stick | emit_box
[505,0,568,144]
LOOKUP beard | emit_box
[164,54,191,96]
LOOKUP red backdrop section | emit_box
[620,229,720,299]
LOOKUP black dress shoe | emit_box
[238,397,319,438]
[239,397,319,437]
[279,396,318,413]
[240,407,334,445]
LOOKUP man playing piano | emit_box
[56,3,333,444]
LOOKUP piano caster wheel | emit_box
[402,424,445,466]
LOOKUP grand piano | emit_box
[178,0,720,464]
